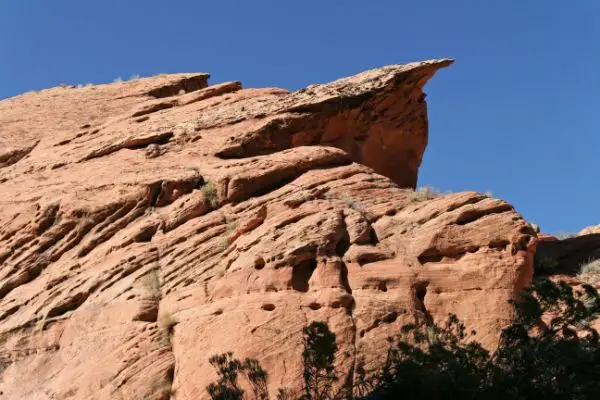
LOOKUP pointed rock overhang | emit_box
[215,59,454,189]
[288,58,455,188]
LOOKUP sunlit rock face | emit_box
[0,60,536,399]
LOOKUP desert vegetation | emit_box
[158,312,177,346]
[534,254,559,274]
[408,185,441,203]
[202,182,220,209]
[579,258,600,285]
[208,279,600,399]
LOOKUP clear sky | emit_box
[1,1,598,234]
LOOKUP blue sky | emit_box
[1,1,598,234]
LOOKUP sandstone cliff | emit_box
[0,60,537,399]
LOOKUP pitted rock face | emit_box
[0,60,536,399]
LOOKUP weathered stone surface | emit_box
[0,60,537,399]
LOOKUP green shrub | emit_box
[534,254,559,274]
[300,322,338,400]
[207,322,340,400]
[208,279,600,399]
[206,353,269,400]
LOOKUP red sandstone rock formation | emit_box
[0,60,537,399]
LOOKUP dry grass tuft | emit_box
[202,182,219,209]
[579,258,600,285]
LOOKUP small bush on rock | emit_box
[158,312,177,346]
[534,254,559,274]
[408,186,441,203]
[202,182,220,209]
[140,269,161,300]
[579,258,600,285]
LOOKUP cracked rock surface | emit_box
[0,60,536,399]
